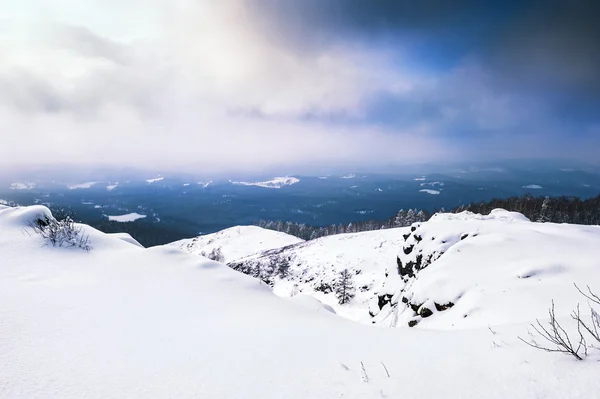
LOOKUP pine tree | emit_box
[405,209,417,226]
[277,256,291,278]
[538,196,551,223]
[335,269,356,305]
[394,209,407,227]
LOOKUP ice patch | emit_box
[106,213,147,222]
[231,177,299,189]
[68,182,98,189]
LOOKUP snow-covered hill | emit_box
[175,211,600,329]
[227,228,407,321]
[371,209,600,329]
[168,225,304,263]
[2,205,600,398]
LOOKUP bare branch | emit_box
[575,284,600,306]
[518,301,585,360]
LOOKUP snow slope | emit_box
[371,209,600,329]
[169,225,304,263]
[1,205,600,398]
[227,228,408,322]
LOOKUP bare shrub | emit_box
[519,285,600,360]
[207,247,225,262]
[29,211,91,251]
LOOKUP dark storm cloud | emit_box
[250,0,600,122]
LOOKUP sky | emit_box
[0,0,599,174]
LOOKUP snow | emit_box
[94,205,102,209]
[146,177,164,183]
[523,184,543,189]
[231,228,409,322]
[10,182,35,190]
[0,199,8,205]
[1,205,600,399]
[341,174,356,179]
[106,183,118,191]
[420,189,441,195]
[106,213,147,222]
[371,209,600,330]
[169,226,304,263]
[421,181,444,187]
[230,177,299,189]
[414,177,426,181]
[67,182,98,189]
[198,181,212,187]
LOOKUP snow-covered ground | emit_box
[523,184,543,189]
[146,177,164,183]
[67,181,98,189]
[419,189,441,195]
[169,226,304,263]
[230,176,300,189]
[1,205,599,398]
[106,212,147,222]
[9,182,35,190]
[223,228,407,321]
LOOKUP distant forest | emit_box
[255,194,600,240]
[254,208,430,240]
[15,194,599,246]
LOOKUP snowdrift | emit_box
[2,205,600,399]
[169,225,304,263]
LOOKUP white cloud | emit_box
[0,0,446,173]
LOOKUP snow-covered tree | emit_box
[405,209,417,226]
[335,269,355,305]
[207,247,224,262]
[394,209,407,227]
[537,196,551,223]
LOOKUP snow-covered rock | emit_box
[371,209,600,329]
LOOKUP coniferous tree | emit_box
[335,269,356,305]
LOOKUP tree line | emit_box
[255,194,600,240]
[454,194,600,225]
[254,208,430,240]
